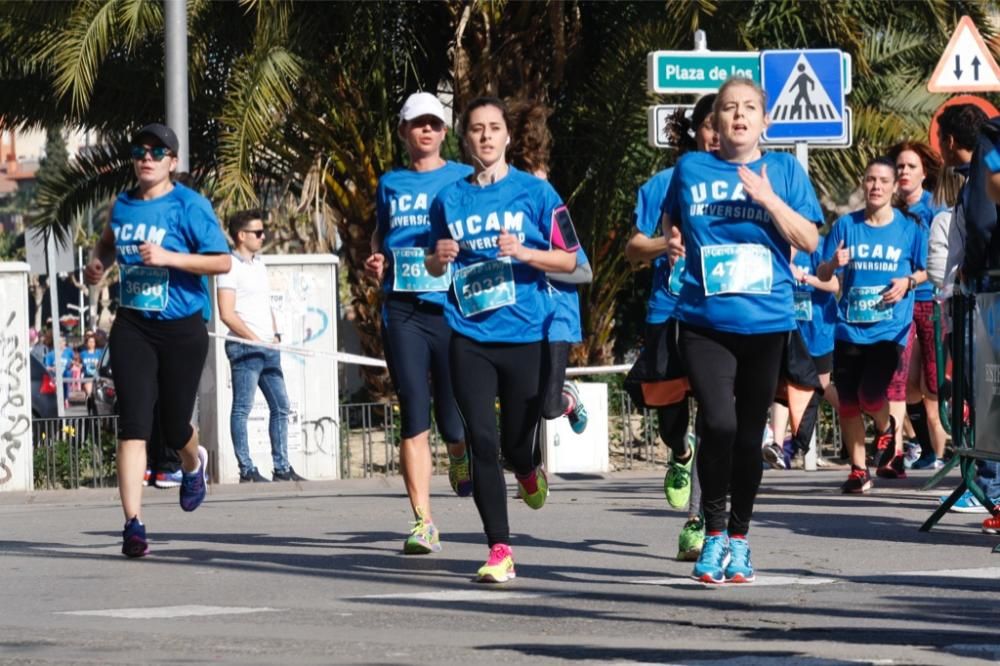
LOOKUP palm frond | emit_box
[30,140,134,244]
[41,0,120,113]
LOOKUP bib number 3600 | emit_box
[453,258,516,317]
[120,264,169,312]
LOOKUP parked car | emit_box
[86,346,116,417]
[30,356,58,419]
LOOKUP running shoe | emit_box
[477,543,515,583]
[876,453,907,479]
[448,448,473,498]
[154,470,183,489]
[692,533,729,584]
[179,445,208,512]
[403,507,441,554]
[983,513,1000,535]
[663,449,694,508]
[122,517,148,558]
[874,415,897,470]
[563,382,589,434]
[762,442,787,470]
[841,467,872,494]
[911,455,942,470]
[517,466,548,510]
[902,441,922,468]
[940,490,996,513]
[143,469,151,487]
[677,516,705,561]
[273,466,307,482]
[725,535,755,583]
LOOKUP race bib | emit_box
[700,244,773,296]
[845,286,892,323]
[668,257,685,296]
[793,290,812,321]
[392,248,451,292]
[120,265,169,312]
[453,258,516,317]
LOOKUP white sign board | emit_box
[928,15,1000,93]
[647,105,694,148]
[0,263,34,492]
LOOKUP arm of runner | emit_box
[624,229,670,266]
[217,288,261,342]
[738,164,819,252]
[84,225,116,285]
[139,244,231,275]
[498,228,575,272]
[426,239,458,277]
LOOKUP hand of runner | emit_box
[497,228,524,260]
[83,257,105,285]
[364,252,385,280]
[738,163,776,207]
[833,240,849,268]
[791,264,809,284]
[432,239,459,265]
[139,242,172,267]
[882,277,909,304]
[667,225,685,266]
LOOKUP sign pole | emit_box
[795,141,809,173]
[46,233,66,417]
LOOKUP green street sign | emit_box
[647,51,760,94]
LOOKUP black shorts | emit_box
[109,309,208,449]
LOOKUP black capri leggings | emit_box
[450,335,544,547]
[541,341,571,420]
[381,296,464,442]
[109,309,208,450]
[679,323,785,535]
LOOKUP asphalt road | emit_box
[0,468,997,665]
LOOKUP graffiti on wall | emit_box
[0,309,29,485]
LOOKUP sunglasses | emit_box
[242,228,265,238]
[130,145,172,161]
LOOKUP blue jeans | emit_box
[976,460,1000,499]
[226,341,290,475]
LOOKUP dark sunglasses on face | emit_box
[242,228,265,238]
[130,145,172,161]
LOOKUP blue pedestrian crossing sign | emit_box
[761,49,847,142]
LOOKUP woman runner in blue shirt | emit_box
[662,78,823,584]
[818,157,927,493]
[365,92,472,555]
[84,123,231,557]
[426,97,577,583]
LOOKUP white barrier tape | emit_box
[208,332,629,375]
[207,332,388,368]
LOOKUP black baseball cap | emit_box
[131,123,179,154]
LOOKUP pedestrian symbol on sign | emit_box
[769,54,841,123]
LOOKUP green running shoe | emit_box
[517,466,548,510]
[677,515,705,561]
[403,507,441,555]
[448,448,473,497]
[664,449,694,509]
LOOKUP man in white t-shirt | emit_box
[217,210,305,483]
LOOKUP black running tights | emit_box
[679,323,785,535]
[450,335,543,546]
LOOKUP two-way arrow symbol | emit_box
[953,55,984,81]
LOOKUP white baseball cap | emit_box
[399,92,446,125]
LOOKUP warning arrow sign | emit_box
[928,15,1000,93]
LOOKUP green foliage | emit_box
[32,422,117,489]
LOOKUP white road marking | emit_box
[358,590,542,601]
[58,605,281,619]
[628,575,837,587]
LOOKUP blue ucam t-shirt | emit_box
[663,150,824,334]
[545,247,590,343]
[429,167,569,344]
[377,162,474,307]
[80,349,101,377]
[111,183,229,321]
[634,167,678,324]
[791,249,837,357]
[823,208,928,346]
[907,190,946,303]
